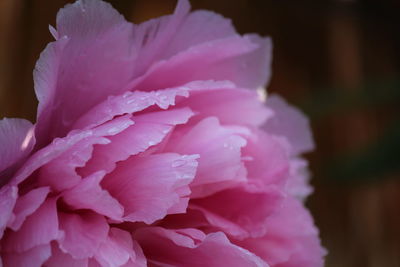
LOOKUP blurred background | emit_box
[0,0,399,266]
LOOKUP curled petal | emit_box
[102,153,198,224]
[135,227,268,267]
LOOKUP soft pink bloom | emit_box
[0,0,326,266]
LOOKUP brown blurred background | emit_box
[1,0,399,266]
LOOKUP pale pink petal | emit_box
[175,82,272,127]
[165,117,247,197]
[131,35,270,92]
[242,129,290,188]
[2,198,58,253]
[35,0,136,142]
[58,211,109,259]
[62,171,124,220]
[102,153,198,224]
[12,115,132,187]
[1,244,51,267]
[37,136,109,192]
[73,88,189,130]
[8,187,50,231]
[80,107,194,176]
[45,243,88,267]
[0,185,17,238]
[190,184,283,239]
[135,227,268,267]
[94,228,146,267]
[264,95,314,155]
[0,118,35,184]
[236,197,326,267]
[132,0,237,75]
[286,158,313,200]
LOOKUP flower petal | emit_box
[80,107,194,176]
[35,0,136,143]
[2,198,58,253]
[0,185,17,238]
[8,187,50,231]
[131,35,271,92]
[13,115,132,187]
[94,228,145,267]
[58,211,109,259]
[135,227,268,267]
[242,129,290,188]
[44,243,88,267]
[0,118,35,184]
[236,197,326,267]
[177,83,272,127]
[61,171,124,220]
[1,244,51,267]
[165,117,247,197]
[102,153,198,224]
[190,184,283,239]
[73,88,189,130]
[264,95,314,155]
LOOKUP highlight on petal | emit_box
[102,153,199,224]
[0,118,35,185]
[175,82,273,127]
[135,227,268,267]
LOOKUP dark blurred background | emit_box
[0,0,399,266]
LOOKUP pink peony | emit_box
[0,0,326,266]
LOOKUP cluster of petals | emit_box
[0,0,326,266]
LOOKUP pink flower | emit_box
[0,0,326,266]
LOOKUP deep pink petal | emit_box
[135,227,268,267]
[102,153,198,224]
[44,243,88,267]
[264,95,314,155]
[165,117,247,197]
[62,171,124,220]
[190,184,283,239]
[8,187,50,231]
[1,244,51,267]
[58,211,109,259]
[0,185,17,238]
[0,118,35,184]
[2,198,58,253]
